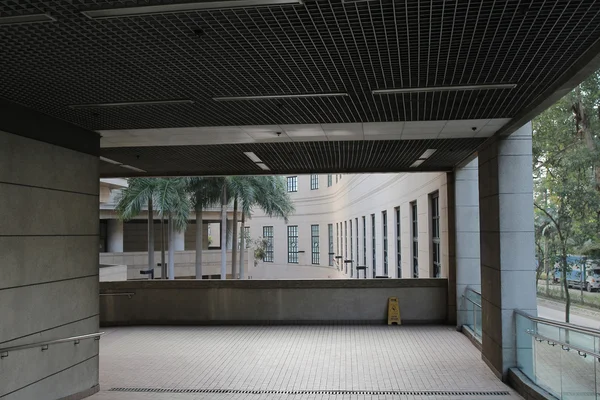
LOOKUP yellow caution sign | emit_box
[387,297,401,325]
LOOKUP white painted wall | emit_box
[248,173,448,279]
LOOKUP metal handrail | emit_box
[100,292,134,296]
[0,332,103,359]
[465,287,481,296]
[526,330,600,359]
[515,309,600,339]
[462,295,481,308]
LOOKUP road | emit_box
[537,301,600,329]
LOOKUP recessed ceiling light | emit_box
[0,13,55,26]
[243,152,262,163]
[410,160,425,168]
[120,165,146,173]
[81,0,303,19]
[372,84,517,95]
[213,93,349,101]
[69,99,194,109]
[257,163,270,171]
[100,156,122,165]
[419,149,437,159]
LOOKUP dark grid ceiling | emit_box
[2,0,600,176]
[100,138,483,177]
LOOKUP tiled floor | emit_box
[93,325,520,400]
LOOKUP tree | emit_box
[187,177,222,279]
[154,178,191,280]
[115,178,159,278]
[533,80,600,322]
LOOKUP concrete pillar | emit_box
[174,229,185,251]
[478,122,537,379]
[107,219,123,253]
[455,158,481,328]
[0,127,100,399]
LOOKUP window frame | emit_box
[287,176,298,192]
[327,174,333,187]
[395,207,401,278]
[431,192,441,278]
[411,201,419,278]
[311,224,320,265]
[310,174,319,190]
[371,213,376,278]
[382,210,388,276]
[328,223,334,266]
[263,226,274,262]
[287,225,298,263]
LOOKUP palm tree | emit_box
[187,177,222,279]
[231,176,295,279]
[154,178,191,280]
[228,176,258,279]
[115,178,159,278]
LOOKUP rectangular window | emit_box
[327,174,332,187]
[349,219,353,277]
[382,210,388,276]
[371,214,376,278]
[287,176,298,192]
[355,217,359,274]
[311,225,320,265]
[287,225,298,263]
[336,174,339,183]
[263,226,274,262]
[395,207,401,278]
[336,222,339,259]
[431,192,441,278]
[328,224,334,266]
[362,216,367,268]
[344,221,348,273]
[310,174,319,190]
[411,201,419,278]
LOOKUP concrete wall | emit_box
[249,263,347,279]
[99,250,249,279]
[100,279,448,325]
[99,265,127,282]
[0,130,100,399]
[248,173,448,280]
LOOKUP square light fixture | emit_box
[410,160,425,168]
[419,149,437,159]
[0,13,55,26]
[100,156,121,165]
[82,0,303,19]
[120,165,146,173]
[244,151,262,163]
[257,163,270,171]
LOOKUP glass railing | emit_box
[463,288,482,338]
[515,309,600,399]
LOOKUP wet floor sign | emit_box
[387,297,401,325]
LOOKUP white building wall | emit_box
[248,172,448,279]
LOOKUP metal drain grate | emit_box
[109,387,511,396]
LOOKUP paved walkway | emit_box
[92,326,520,400]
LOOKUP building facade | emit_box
[247,172,450,280]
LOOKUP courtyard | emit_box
[91,325,518,400]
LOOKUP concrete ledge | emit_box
[57,385,100,400]
[461,325,482,351]
[507,368,557,400]
[101,278,446,290]
[100,279,448,326]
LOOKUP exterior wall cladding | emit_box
[248,173,450,280]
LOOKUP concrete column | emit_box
[455,158,481,328]
[478,122,537,379]
[107,219,123,253]
[173,229,185,251]
[0,128,100,399]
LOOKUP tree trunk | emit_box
[168,213,175,280]
[161,216,166,279]
[221,184,227,280]
[231,196,239,279]
[561,247,571,322]
[239,212,246,280]
[195,202,203,279]
[148,198,155,279]
[573,91,600,191]
[544,236,549,295]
